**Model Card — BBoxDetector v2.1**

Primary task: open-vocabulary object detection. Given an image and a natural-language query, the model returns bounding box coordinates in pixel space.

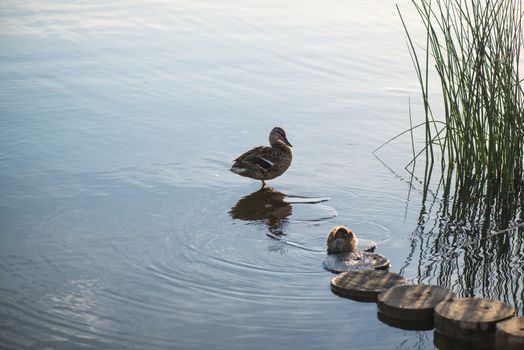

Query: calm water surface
[1,1,522,349]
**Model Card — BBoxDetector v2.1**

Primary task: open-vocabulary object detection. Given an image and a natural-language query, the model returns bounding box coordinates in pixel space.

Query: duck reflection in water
[229,187,292,236]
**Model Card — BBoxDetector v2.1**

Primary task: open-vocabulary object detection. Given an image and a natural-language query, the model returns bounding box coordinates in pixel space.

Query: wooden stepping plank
[357,239,377,252]
[323,252,390,273]
[331,270,405,302]
[496,316,524,349]
[377,285,455,322]
[434,298,515,342]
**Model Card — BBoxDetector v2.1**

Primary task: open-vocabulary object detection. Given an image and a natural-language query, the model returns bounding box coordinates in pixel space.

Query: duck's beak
[283,136,292,147]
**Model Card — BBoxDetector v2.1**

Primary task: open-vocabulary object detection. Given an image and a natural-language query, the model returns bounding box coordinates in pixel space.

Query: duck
[230,127,293,187]
[326,226,359,255]
[324,226,388,273]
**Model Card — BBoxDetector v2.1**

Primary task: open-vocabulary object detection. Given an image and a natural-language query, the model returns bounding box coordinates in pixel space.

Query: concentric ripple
[1,0,445,349]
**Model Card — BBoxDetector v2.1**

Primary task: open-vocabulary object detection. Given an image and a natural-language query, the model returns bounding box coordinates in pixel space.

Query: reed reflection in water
[401,169,524,314]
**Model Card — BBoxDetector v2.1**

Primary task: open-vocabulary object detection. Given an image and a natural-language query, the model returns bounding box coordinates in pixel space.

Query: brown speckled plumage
[230,127,293,187]
[327,226,359,254]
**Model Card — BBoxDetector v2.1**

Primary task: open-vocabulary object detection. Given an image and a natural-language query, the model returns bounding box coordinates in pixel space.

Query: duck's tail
[229,164,247,174]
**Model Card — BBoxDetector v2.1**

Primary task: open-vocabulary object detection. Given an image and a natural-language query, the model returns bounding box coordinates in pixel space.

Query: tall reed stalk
[393,0,524,310]
[398,0,524,226]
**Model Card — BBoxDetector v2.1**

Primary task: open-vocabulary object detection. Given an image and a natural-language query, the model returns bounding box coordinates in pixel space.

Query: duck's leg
[260,180,266,188]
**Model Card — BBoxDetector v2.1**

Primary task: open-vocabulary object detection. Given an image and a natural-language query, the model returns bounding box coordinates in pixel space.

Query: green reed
[398,0,524,225]
[392,0,524,310]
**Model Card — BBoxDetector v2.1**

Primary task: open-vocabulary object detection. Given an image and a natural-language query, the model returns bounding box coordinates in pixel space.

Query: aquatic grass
[391,0,524,312]
[396,0,524,227]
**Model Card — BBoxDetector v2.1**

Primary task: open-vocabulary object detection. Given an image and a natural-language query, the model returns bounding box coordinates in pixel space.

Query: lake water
[1,1,522,349]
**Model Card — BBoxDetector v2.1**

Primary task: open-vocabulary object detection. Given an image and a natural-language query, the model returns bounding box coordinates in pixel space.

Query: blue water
[1,1,521,349]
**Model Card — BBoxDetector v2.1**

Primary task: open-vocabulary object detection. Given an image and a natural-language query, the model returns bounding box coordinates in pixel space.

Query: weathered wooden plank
[323,252,390,273]
[378,285,455,322]
[496,316,524,349]
[330,270,405,302]
[434,298,515,342]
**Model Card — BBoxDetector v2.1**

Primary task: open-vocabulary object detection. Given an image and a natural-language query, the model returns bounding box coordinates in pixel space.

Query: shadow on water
[400,164,524,314]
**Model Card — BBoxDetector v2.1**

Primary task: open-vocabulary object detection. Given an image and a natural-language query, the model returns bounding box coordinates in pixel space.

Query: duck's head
[269,127,292,147]
[327,226,358,254]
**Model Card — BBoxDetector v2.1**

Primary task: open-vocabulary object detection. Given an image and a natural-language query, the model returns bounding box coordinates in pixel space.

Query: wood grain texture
[330,270,405,302]
[434,298,515,342]
[378,285,455,321]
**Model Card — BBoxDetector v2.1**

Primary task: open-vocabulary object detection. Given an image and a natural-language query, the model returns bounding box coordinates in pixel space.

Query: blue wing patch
[256,157,274,170]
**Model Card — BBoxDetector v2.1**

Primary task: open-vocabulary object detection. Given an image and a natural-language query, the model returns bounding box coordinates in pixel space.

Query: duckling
[230,127,293,187]
[327,226,359,255]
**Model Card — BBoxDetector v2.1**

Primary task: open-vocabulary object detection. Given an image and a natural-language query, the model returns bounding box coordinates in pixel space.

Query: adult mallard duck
[230,127,293,187]
[326,226,359,254]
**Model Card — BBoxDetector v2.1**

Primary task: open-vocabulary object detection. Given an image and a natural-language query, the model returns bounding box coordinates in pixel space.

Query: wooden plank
[377,285,455,323]
[434,298,515,342]
[330,270,405,302]
[323,252,390,273]
[357,238,377,252]
[496,316,524,349]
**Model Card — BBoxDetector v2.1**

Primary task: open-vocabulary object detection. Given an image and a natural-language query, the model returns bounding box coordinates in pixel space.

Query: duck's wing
[231,146,275,171]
